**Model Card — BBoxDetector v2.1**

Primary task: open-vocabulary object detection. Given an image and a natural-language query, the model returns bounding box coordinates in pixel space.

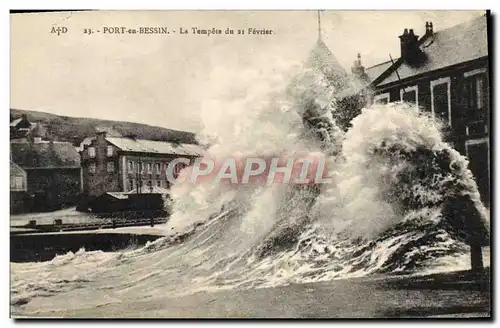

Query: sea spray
[11,63,490,314]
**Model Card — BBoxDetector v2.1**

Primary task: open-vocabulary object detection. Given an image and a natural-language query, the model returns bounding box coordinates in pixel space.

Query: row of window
[127,179,170,191]
[88,161,186,176]
[127,160,186,175]
[373,68,488,127]
[88,162,115,174]
[87,146,114,158]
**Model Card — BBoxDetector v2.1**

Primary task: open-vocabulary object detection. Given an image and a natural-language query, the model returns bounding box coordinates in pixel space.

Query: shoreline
[13,269,490,319]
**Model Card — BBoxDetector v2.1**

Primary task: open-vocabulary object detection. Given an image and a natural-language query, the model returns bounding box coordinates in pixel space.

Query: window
[147,163,152,174]
[88,147,96,158]
[156,180,161,187]
[139,162,144,173]
[400,85,418,108]
[431,77,451,125]
[128,179,135,191]
[155,163,161,174]
[374,93,390,105]
[11,176,23,189]
[128,161,134,172]
[15,177,23,189]
[107,162,114,173]
[107,145,113,157]
[89,163,96,174]
[464,69,488,113]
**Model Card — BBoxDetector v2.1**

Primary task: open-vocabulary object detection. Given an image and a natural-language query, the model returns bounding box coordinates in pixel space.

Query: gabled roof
[10,160,26,176]
[375,14,488,87]
[10,141,81,169]
[365,60,393,84]
[10,118,22,127]
[10,122,43,139]
[106,137,204,156]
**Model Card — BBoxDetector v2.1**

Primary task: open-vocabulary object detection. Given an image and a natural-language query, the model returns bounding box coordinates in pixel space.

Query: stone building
[80,131,204,207]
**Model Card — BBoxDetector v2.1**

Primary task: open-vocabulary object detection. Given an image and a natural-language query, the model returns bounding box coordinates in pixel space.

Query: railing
[92,210,168,220]
[12,210,169,235]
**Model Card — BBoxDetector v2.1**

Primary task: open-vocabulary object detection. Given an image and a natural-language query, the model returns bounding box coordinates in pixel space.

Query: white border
[400,85,419,109]
[430,76,452,126]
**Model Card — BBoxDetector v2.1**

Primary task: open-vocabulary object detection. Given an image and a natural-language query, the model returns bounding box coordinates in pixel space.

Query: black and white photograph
[9,9,491,318]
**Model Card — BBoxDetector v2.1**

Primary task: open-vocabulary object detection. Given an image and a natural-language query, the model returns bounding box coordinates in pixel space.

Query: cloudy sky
[11,10,484,132]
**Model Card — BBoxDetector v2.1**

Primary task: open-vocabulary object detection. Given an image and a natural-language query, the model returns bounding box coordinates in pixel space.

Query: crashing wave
[11,61,489,314]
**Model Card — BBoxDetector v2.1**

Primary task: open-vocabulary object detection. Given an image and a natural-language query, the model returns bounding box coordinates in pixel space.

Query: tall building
[80,131,204,204]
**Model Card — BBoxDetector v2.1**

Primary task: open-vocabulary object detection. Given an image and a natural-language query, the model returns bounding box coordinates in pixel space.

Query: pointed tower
[306,10,348,91]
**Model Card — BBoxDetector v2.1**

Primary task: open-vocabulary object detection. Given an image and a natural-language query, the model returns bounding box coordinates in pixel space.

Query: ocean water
[10,61,490,316]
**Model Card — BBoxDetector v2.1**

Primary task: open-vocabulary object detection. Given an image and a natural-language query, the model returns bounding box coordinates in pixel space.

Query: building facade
[80,131,204,205]
[362,14,490,207]
[10,140,82,212]
[10,114,48,142]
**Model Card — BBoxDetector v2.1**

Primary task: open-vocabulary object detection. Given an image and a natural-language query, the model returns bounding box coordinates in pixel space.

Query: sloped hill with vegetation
[10,109,198,145]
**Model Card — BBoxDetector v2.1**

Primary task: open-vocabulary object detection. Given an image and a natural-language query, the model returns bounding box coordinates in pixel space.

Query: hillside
[10,109,198,145]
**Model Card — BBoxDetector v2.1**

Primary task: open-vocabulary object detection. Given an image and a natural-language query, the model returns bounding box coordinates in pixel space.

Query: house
[10,114,48,142]
[10,160,28,213]
[10,139,82,212]
[362,14,490,208]
[79,131,204,208]
[351,13,490,272]
[77,127,123,152]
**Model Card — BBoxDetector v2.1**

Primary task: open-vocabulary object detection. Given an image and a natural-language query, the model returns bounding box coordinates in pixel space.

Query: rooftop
[365,60,393,84]
[106,137,204,157]
[10,141,81,169]
[376,14,488,86]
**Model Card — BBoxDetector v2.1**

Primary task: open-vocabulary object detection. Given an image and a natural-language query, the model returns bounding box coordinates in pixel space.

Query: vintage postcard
[10,10,491,318]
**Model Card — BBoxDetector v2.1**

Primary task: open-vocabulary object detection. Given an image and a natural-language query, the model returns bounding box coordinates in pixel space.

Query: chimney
[425,21,434,37]
[399,28,423,66]
[96,130,107,143]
